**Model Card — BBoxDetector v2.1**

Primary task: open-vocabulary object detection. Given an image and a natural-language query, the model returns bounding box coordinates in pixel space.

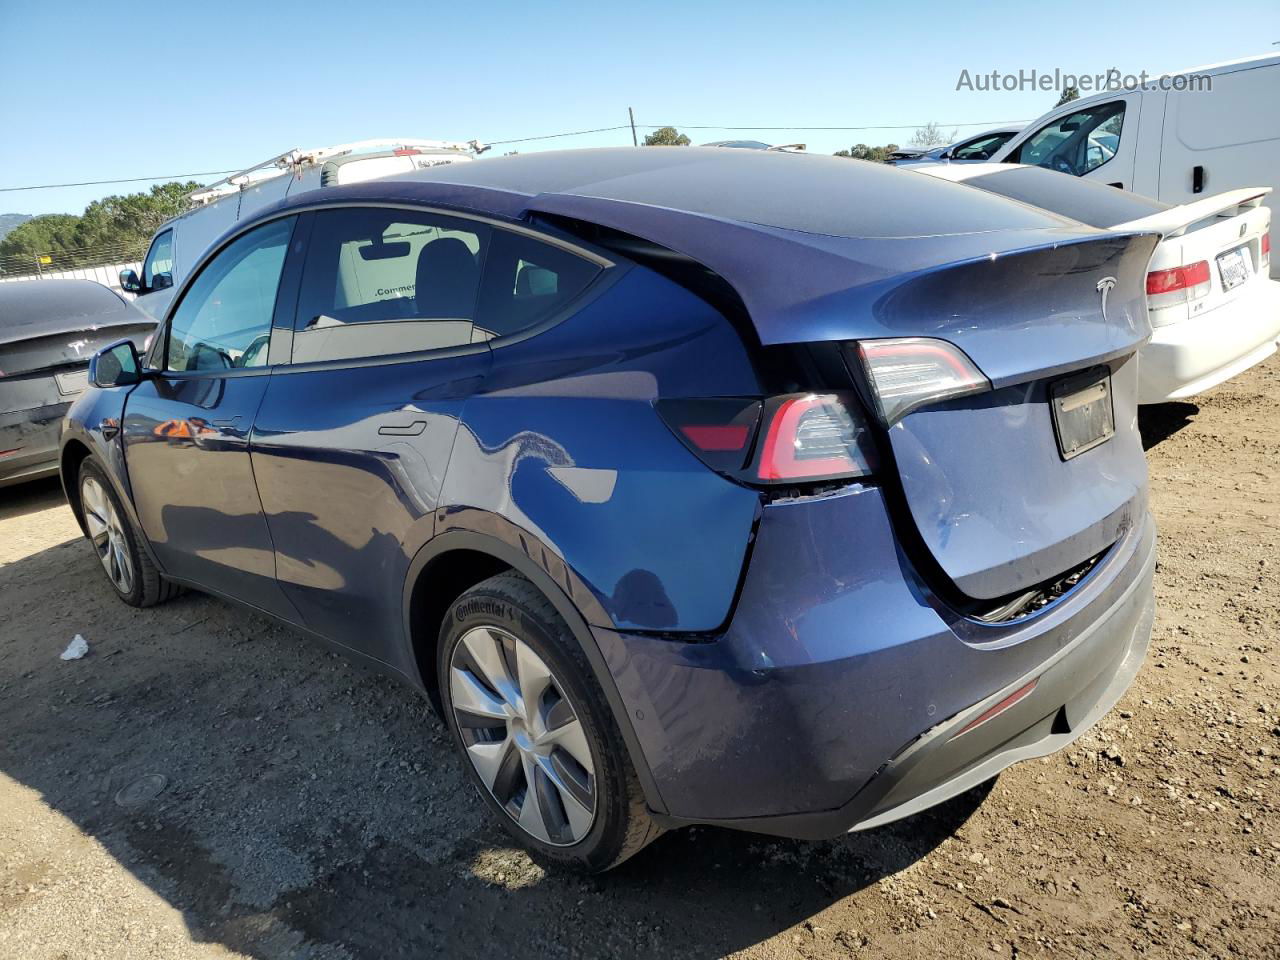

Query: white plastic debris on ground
[60,634,89,661]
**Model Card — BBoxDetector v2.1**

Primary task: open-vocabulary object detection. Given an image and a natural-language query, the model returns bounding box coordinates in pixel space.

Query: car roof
[237,147,1129,349]
[275,146,1071,242]
[951,127,1022,144]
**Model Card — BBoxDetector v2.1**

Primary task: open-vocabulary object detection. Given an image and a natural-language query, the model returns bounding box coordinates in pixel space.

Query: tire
[438,571,661,872]
[78,457,181,608]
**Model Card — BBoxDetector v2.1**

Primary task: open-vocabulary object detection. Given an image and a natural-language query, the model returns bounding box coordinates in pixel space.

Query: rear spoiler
[1111,187,1272,238]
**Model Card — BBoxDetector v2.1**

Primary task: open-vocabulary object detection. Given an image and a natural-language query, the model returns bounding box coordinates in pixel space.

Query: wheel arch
[401,529,668,814]
[60,438,93,534]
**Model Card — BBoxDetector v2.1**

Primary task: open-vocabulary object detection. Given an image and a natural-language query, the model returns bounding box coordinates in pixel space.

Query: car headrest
[414,238,478,318]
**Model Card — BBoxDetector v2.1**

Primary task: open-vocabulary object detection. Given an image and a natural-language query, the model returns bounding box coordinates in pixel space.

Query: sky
[2,0,1278,216]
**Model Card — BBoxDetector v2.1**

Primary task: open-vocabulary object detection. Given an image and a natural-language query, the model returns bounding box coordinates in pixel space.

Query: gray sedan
[0,280,154,487]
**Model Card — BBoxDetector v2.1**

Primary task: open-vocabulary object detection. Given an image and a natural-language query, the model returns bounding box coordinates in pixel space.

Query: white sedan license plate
[54,368,89,397]
[1217,246,1252,291]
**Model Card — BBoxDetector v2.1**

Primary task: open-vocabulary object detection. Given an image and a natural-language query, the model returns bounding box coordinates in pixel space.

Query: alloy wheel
[449,625,597,846]
[81,476,134,596]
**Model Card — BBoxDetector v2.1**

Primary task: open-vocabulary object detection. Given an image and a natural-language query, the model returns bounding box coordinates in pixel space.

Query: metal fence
[0,261,142,297]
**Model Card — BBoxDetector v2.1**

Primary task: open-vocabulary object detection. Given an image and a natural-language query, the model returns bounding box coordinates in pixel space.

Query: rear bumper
[596,484,1156,839]
[1139,279,1280,404]
[0,403,68,488]
[847,549,1152,834]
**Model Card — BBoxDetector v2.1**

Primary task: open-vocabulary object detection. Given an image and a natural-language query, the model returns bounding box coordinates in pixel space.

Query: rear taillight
[756,394,874,482]
[1262,231,1271,273]
[1146,260,1210,308]
[855,337,990,426]
[658,392,875,486]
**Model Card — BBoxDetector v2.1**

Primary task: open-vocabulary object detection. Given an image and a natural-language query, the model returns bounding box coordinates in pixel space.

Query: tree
[834,143,901,163]
[77,182,197,249]
[1055,86,1080,108]
[0,181,199,276]
[643,126,691,146]
[0,214,84,274]
[909,122,956,148]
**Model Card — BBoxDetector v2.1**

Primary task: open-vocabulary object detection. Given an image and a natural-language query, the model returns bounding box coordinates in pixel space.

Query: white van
[991,54,1279,278]
[123,138,485,320]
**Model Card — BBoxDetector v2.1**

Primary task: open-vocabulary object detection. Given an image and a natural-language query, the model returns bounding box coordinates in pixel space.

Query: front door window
[166,218,293,372]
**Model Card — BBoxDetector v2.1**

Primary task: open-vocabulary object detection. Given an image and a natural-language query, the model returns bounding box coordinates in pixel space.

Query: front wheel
[438,572,661,872]
[78,458,180,608]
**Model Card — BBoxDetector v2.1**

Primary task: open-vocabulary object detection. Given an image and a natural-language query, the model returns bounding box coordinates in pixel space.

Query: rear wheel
[438,572,660,872]
[78,458,179,608]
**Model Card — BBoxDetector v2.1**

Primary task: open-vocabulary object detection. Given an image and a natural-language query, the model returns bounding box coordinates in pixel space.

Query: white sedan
[912,163,1279,404]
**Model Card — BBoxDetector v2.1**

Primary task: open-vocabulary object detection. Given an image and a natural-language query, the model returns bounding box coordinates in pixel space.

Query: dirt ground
[2,358,1278,960]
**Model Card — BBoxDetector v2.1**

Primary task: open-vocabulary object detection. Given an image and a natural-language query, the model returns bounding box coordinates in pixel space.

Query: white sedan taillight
[1146,261,1211,309]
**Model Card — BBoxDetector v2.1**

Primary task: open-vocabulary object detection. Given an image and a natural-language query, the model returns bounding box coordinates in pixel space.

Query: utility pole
[628,107,638,147]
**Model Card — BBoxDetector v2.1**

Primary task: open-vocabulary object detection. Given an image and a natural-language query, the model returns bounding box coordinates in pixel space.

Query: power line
[487,119,1029,148]
[0,170,241,193]
[645,120,1029,131]
[487,124,633,146]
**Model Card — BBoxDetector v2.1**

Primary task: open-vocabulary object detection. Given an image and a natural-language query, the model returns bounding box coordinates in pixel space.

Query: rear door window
[292,208,490,363]
[475,230,602,340]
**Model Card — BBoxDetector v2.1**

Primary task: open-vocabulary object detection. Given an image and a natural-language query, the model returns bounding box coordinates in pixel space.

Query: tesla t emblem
[1096,277,1117,321]
[68,339,88,355]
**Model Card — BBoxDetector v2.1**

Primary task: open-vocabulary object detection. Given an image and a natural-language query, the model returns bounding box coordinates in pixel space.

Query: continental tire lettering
[455,598,512,622]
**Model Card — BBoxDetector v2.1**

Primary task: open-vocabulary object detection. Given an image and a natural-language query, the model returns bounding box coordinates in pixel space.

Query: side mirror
[89,339,143,388]
[150,272,174,291]
[120,268,142,293]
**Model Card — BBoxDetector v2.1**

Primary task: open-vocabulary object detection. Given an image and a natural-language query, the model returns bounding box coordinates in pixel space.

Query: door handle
[1192,165,1205,194]
[378,420,427,437]
[211,415,241,427]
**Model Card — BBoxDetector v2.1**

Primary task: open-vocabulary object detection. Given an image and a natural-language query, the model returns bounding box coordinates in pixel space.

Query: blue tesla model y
[61,148,1158,871]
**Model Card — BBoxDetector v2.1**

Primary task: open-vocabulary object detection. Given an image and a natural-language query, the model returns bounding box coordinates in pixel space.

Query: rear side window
[476,231,602,339]
[1013,101,1125,176]
[293,208,490,363]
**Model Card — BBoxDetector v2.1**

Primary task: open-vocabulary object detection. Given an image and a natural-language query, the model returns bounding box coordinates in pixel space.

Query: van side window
[293,208,490,363]
[1013,101,1125,177]
[143,229,174,290]
[476,230,602,339]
